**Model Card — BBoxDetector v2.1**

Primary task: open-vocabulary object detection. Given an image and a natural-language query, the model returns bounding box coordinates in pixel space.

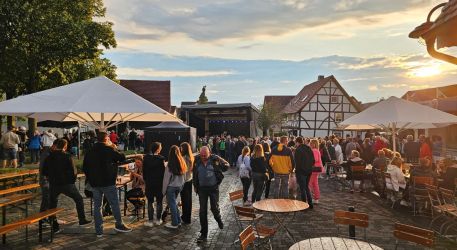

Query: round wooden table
[289,237,383,250]
[253,199,309,243]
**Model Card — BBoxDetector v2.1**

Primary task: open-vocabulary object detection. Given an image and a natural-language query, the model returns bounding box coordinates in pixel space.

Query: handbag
[288,172,297,191]
[312,166,322,172]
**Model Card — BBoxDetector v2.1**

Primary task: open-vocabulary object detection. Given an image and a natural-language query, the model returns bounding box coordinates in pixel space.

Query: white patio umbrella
[340,96,457,151]
[0,76,180,130]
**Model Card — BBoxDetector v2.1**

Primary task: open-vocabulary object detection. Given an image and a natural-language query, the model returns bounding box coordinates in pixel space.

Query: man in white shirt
[333,138,343,164]
[0,126,20,168]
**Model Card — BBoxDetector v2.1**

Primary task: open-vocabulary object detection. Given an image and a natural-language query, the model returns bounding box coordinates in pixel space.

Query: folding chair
[393,223,434,249]
[230,190,263,245]
[384,173,402,208]
[334,210,369,240]
[350,166,366,192]
[425,184,448,234]
[234,206,274,249]
[334,165,351,191]
[411,176,434,216]
[373,168,386,197]
[438,188,457,238]
[239,225,256,250]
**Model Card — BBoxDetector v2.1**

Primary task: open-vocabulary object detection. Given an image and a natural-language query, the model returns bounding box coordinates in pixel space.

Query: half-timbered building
[282,75,361,137]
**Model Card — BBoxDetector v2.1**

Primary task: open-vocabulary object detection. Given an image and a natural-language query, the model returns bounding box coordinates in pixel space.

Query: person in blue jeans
[162,145,187,229]
[83,131,132,237]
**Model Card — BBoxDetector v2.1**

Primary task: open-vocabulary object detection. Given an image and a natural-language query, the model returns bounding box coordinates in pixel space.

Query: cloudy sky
[102,0,457,106]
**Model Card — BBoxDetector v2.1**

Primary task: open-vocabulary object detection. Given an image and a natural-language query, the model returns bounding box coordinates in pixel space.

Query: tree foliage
[257,103,284,136]
[0,0,117,130]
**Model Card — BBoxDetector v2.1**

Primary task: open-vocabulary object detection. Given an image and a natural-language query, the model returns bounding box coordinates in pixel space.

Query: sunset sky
[102,0,457,106]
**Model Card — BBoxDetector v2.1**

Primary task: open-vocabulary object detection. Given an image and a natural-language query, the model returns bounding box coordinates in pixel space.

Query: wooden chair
[411,176,434,216]
[334,210,369,240]
[239,225,256,250]
[350,166,366,192]
[234,206,274,249]
[393,223,434,249]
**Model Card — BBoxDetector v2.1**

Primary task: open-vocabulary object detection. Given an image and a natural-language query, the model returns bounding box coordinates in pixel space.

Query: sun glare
[407,65,441,78]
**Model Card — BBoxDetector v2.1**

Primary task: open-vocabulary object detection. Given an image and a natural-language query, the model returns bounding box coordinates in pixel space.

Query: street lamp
[409,1,457,65]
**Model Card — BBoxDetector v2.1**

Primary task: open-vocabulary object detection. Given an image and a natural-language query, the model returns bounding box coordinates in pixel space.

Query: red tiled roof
[263,96,295,111]
[401,84,457,102]
[282,75,361,114]
[282,76,329,114]
[120,79,171,112]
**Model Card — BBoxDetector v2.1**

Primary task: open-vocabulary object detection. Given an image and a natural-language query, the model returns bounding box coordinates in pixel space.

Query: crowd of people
[3,124,457,242]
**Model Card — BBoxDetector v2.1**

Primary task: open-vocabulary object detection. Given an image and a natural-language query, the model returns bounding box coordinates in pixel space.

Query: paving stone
[2,168,457,249]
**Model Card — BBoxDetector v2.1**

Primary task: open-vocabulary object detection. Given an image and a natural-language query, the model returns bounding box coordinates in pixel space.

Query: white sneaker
[314,199,319,204]
[154,219,163,226]
[144,221,154,227]
[164,222,178,229]
[400,200,410,207]
[243,201,252,206]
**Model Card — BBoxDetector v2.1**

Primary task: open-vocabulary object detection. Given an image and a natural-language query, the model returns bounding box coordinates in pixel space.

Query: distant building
[180,103,260,137]
[401,84,457,147]
[120,79,172,129]
[281,75,361,137]
[120,79,171,112]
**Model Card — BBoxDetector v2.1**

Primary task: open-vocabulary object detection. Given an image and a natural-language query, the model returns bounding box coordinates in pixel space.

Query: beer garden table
[289,237,383,250]
[253,199,309,243]
[116,175,132,216]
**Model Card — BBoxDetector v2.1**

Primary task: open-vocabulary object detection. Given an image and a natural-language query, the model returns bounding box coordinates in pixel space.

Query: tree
[0,0,117,132]
[257,103,284,136]
[197,85,208,104]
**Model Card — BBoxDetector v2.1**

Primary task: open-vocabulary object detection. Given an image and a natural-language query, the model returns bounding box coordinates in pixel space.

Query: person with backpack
[237,146,252,206]
[250,144,268,203]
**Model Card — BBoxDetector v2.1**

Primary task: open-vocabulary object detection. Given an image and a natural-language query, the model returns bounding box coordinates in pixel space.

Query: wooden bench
[0,183,40,197]
[0,208,64,244]
[394,222,434,249]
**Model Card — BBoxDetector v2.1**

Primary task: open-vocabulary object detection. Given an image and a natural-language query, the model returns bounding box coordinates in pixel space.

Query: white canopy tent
[340,96,457,151]
[0,76,180,130]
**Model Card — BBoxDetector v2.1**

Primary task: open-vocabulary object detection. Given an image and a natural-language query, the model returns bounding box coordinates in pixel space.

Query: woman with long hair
[309,139,323,204]
[162,145,187,228]
[250,144,268,203]
[179,142,194,224]
[237,146,252,206]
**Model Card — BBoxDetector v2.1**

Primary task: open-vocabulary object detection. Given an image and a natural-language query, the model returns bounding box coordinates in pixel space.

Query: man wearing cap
[0,126,20,168]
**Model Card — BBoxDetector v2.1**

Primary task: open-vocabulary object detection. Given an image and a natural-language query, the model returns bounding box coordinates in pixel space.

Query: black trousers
[198,186,222,237]
[296,173,313,206]
[180,181,193,224]
[49,184,87,227]
[240,177,251,202]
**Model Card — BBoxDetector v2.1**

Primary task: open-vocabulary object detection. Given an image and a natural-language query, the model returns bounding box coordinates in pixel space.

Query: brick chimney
[318,75,325,81]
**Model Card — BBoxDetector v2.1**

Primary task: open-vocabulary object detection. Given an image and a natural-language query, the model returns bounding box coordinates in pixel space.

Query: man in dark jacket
[404,135,420,163]
[294,137,315,208]
[234,136,246,158]
[43,139,91,233]
[83,132,131,237]
[193,146,229,243]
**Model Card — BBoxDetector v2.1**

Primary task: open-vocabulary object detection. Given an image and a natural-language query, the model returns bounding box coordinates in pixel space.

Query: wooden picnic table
[0,183,40,197]
[289,237,383,250]
[253,199,309,243]
[0,169,39,181]
[0,193,36,243]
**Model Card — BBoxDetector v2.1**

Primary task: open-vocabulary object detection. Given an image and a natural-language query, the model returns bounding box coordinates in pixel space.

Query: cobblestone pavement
[2,168,457,250]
